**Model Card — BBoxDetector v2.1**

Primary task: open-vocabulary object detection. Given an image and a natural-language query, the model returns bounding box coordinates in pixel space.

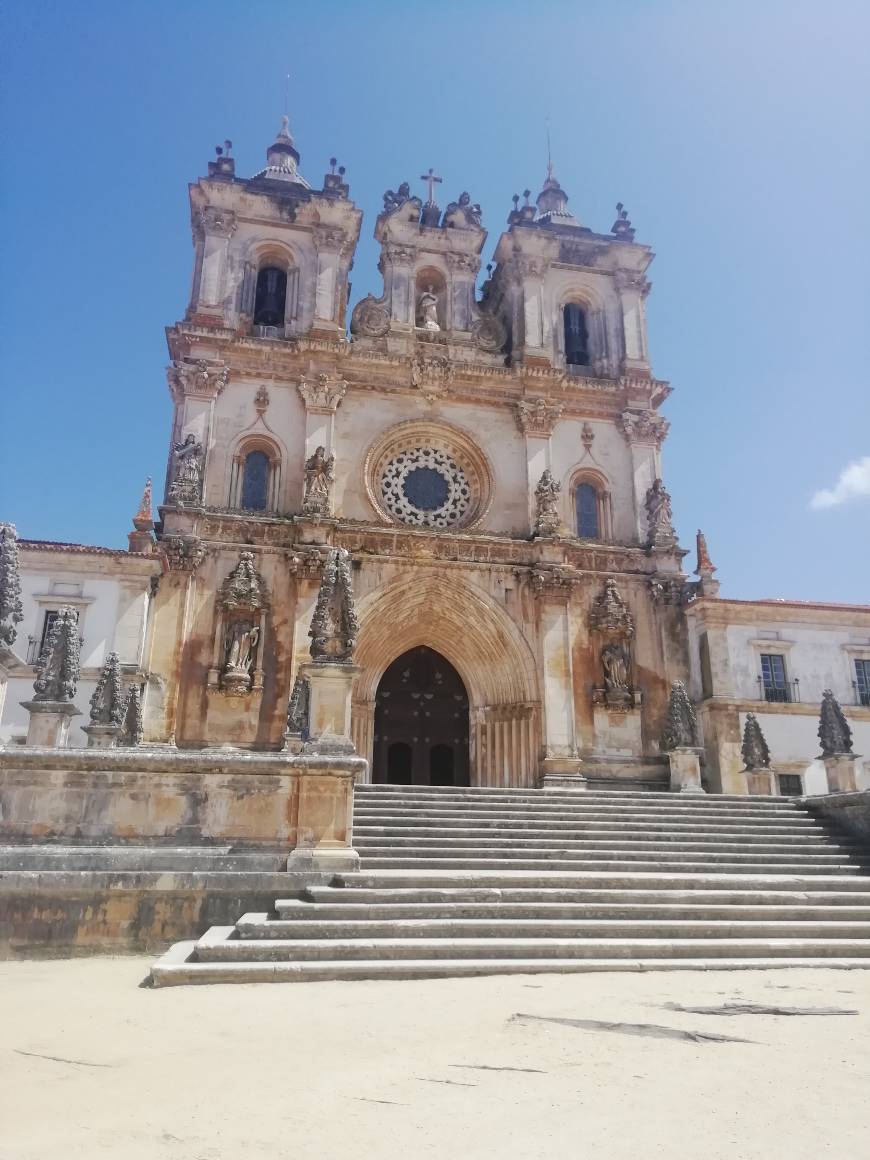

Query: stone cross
[420,168,442,204]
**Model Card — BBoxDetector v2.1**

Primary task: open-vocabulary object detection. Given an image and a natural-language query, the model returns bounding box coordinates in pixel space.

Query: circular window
[364,421,492,531]
[381,448,471,528]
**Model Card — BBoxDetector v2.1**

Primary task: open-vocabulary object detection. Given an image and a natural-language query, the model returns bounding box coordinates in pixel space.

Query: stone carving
[382,181,414,214]
[645,478,677,548]
[119,685,143,747]
[168,434,205,505]
[589,578,635,638]
[383,243,417,265]
[168,359,229,400]
[741,713,771,770]
[614,270,651,296]
[350,292,390,338]
[195,206,236,238]
[297,374,347,413]
[0,522,24,648]
[89,652,124,726]
[287,673,311,736]
[33,605,80,703]
[409,356,453,403]
[818,689,853,758]
[471,313,506,353]
[648,576,685,605]
[309,548,358,664]
[611,202,636,241]
[696,529,715,576]
[515,398,564,436]
[302,446,335,517]
[217,552,268,695]
[662,681,698,751]
[525,565,579,599]
[581,423,595,450]
[381,446,471,529]
[254,385,270,416]
[417,288,441,331]
[161,534,206,573]
[533,470,564,537]
[618,409,670,446]
[443,191,482,228]
[589,579,635,708]
[286,548,323,579]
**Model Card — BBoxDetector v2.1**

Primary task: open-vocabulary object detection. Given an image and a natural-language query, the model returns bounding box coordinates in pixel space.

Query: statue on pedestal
[417,288,440,331]
[302,446,335,517]
[168,434,204,505]
[645,478,676,547]
[533,470,564,537]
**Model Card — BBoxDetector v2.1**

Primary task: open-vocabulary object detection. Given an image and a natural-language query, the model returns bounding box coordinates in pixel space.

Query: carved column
[614,270,651,376]
[527,567,582,779]
[153,535,207,744]
[382,244,416,329]
[515,399,564,533]
[445,252,479,332]
[617,408,669,544]
[518,257,548,365]
[166,359,229,507]
[312,226,349,337]
[190,207,236,323]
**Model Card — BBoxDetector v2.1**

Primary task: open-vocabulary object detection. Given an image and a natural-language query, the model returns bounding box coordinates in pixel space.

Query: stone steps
[149,785,870,985]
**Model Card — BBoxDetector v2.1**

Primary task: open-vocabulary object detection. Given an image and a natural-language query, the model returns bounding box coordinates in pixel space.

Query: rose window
[380,447,472,528]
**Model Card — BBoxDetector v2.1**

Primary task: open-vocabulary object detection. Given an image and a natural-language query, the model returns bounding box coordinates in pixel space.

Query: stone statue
[350,292,390,338]
[33,605,80,703]
[302,446,335,516]
[534,469,564,537]
[309,548,358,663]
[661,680,697,750]
[645,477,676,547]
[444,190,482,228]
[224,619,259,675]
[417,288,440,331]
[601,641,631,696]
[383,181,411,214]
[818,689,853,758]
[169,434,204,504]
[0,522,23,648]
[741,713,771,770]
[89,652,124,726]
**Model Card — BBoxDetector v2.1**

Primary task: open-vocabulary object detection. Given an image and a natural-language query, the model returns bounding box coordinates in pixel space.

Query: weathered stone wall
[805,790,870,846]
[0,747,363,849]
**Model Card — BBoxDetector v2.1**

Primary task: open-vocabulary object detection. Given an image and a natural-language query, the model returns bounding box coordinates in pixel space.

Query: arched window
[564,304,589,366]
[240,451,270,511]
[575,482,600,538]
[253,266,287,327]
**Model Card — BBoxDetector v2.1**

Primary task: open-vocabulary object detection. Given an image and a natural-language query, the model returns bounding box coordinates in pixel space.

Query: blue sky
[2,0,868,602]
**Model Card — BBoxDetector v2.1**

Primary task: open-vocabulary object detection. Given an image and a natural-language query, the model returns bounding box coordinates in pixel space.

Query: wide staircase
[150,785,870,984]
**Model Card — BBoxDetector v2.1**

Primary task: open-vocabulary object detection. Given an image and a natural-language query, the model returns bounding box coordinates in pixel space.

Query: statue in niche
[417,287,441,331]
[645,477,676,546]
[601,641,632,706]
[169,434,204,504]
[223,618,260,692]
[302,446,335,516]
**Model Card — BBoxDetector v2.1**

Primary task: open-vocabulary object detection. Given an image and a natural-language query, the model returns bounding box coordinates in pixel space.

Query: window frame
[228,437,282,514]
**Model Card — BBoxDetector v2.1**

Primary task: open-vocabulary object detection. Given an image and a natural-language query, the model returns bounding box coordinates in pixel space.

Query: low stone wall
[0,745,366,955]
[804,790,870,845]
[0,746,364,850]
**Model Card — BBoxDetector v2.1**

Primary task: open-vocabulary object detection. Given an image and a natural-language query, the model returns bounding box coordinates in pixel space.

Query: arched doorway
[373,647,470,785]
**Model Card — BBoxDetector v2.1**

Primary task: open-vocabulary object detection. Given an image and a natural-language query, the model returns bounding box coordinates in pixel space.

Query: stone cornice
[687,597,870,627]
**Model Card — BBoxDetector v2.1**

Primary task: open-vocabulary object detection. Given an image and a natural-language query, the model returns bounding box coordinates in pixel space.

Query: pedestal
[823,754,860,794]
[667,746,705,793]
[285,759,361,874]
[301,660,359,754]
[82,723,123,749]
[743,768,775,796]
[21,700,81,748]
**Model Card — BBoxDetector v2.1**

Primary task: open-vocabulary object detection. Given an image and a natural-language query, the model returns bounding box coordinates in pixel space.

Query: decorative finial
[546,122,553,181]
[612,202,636,240]
[419,167,443,205]
[523,189,531,205]
[818,689,854,758]
[134,478,153,527]
[0,522,24,648]
[512,193,520,209]
[695,529,716,576]
[329,157,337,174]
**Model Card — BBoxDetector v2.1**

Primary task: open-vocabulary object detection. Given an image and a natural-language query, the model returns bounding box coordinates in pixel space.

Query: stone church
[146,114,692,789]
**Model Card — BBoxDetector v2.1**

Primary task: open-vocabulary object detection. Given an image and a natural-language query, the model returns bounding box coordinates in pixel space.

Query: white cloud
[810,456,870,510]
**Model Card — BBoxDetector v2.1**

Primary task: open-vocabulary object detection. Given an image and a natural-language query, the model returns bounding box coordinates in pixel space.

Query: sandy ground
[1,960,869,1160]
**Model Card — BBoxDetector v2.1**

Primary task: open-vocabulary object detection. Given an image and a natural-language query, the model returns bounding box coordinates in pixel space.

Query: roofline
[19,539,155,562]
[690,595,870,615]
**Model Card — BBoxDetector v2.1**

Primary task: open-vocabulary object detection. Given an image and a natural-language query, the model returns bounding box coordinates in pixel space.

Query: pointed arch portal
[373,647,470,785]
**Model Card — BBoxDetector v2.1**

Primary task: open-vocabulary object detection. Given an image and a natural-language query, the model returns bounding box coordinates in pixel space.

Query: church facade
[147,116,692,790]
[5,116,868,795]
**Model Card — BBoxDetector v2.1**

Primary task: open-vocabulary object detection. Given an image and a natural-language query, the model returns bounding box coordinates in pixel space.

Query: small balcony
[757,675,800,704]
